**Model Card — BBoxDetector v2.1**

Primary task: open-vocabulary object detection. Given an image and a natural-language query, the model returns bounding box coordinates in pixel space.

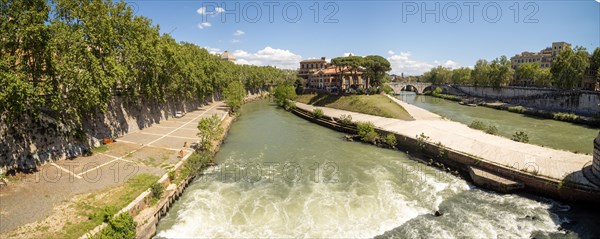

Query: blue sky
[130,0,600,75]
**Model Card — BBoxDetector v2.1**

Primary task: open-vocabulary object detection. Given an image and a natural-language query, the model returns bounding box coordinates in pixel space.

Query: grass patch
[296,94,413,120]
[90,145,109,154]
[48,173,159,239]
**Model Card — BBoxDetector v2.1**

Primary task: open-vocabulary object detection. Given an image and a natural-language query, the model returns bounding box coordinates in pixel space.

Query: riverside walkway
[294,99,598,190]
[0,101,229,238]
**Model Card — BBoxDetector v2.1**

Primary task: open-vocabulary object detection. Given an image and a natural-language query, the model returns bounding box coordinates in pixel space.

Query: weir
[291,95,600,203]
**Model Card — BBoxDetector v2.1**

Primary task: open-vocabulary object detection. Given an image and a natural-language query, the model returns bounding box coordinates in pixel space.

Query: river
[155,100,598,238]
[395,92,599,154]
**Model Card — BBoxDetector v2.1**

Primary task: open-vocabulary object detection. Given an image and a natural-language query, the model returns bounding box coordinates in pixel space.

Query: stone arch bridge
[386,82,436,94]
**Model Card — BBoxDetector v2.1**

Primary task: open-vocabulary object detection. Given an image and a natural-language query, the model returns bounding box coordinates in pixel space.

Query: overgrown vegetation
[508,106,526,113]
[553,112,579,121]
[383,133,397,148]
[357,122,379,144]
[468,120,499,135]
[273,83,297,110]
[150,182,163,200]
[416,133,430,150]
[295,94,412,120]
[90,213,136,239]
[49,174,158,239]
[511,131,530,143]
[338,114,353,126]
[312,108,324,119]
[197,114,224,151]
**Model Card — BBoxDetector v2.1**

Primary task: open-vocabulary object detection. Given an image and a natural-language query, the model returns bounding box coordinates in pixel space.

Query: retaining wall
[291,106,600,204]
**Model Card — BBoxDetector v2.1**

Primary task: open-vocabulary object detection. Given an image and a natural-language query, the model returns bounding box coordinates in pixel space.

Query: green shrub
[312,108,324,118]
[384,133,397,148]
[469,120,498,135]
[382,85,394,94]
[416,133,430,150]
[168,171,175,181]
[184,151,212,175]
[338,114,353,126]
[485,125,498,135]
[468,120,486,130]
[508,106,526,113]
[151,182,163,200]
[357,122,378,143]
[553,112,579,121]
[511,131,529,143]
[91,213,137,239]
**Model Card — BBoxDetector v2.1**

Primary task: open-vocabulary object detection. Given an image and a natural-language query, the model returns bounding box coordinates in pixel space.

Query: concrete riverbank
[291,96,600,203]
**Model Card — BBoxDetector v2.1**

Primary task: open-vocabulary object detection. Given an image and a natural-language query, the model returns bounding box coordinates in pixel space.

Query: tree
[273,83,297,109]
[535,68,552,87]
[488,56,513,87]
[451,67,471,85]
[516,63,539,86]
[363,55,391,88]
[197,114,224,151]
[223,80,246,112]
[471,59,491,86]
[422,66,451,85]
[590,48,600,82]
[551,46,590,89]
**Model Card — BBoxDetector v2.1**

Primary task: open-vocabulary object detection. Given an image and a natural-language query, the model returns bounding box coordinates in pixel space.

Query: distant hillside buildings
[297,57,366,91]
[510,42,570,70]
[510,42,597,90]
[220,51,236,62]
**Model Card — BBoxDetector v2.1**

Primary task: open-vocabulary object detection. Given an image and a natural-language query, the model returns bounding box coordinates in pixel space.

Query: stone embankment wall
[0,96,210,174]
[449,86,600,116]
[290,106,600,204]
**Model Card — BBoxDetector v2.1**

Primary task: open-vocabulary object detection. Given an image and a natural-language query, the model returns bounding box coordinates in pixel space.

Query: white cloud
[387,52,460,75]
[230,39,241,43]
[197,7,224,15]
[232,47,302,69]
[197,22,211,29]
[233,30,245,36]
[388,50,395,55]
[443,60,459,68]
[343,52,354,57]
[203,46,221,54]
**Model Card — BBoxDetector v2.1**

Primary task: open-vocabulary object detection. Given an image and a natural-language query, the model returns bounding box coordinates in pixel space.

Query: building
[510,42,570,86]
[297,57,366,91]
[220,50,236,62]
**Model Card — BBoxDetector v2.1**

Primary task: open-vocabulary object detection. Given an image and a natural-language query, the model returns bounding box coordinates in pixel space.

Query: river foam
[155,100,565,238]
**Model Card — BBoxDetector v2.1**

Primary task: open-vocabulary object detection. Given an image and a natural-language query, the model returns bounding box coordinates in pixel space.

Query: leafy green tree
[273,84,297,109]
[223,80,246,112]
[535,68,552,86]
[590,48,600,82]
[197,114,224,151]
[423,66,452,84]
[363,55,391,88]
[471,59,491,86]
[451,67,472,85]
[516,63,539,85]
[489,56,514,87]
[551,46,590,89]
